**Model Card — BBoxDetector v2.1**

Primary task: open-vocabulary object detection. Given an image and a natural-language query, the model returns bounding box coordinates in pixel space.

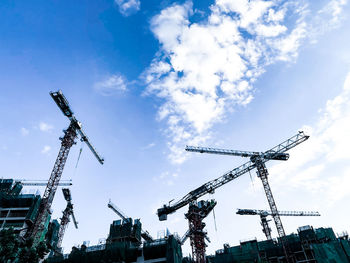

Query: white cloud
[153,171,178,186]
[310,0,348,42]
[39,122,54,132]
[269,70,350,206]
[141,142,156,150]
[20,127,29,136]
[319,0,347,28]
[115,0,140,16]
[144,0,347,163]
[94,74,127,96]
[41,145,51,154]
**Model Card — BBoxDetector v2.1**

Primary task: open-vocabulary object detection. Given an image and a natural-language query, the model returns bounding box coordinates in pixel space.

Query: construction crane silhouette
[236,209,320,240]
[107,200,153,242]
[26,90,104,242]
[157,131,309,263]
[186,199,217,263]
[57,188,78,249]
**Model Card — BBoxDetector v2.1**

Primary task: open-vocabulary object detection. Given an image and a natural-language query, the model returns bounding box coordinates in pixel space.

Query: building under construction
[44,221,350,263]
[47,217,183,263]
[207,225,350,263]
[0,179,48,241]
[0,179,61,248]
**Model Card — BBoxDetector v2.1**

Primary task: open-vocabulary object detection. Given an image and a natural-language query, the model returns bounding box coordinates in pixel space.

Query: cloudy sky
[0,0,350,256]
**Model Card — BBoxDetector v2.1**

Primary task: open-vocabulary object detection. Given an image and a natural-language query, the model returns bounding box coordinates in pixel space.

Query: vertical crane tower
[26,90,104,241]
[57,188,78,249]
[157,131,309,263]
[185,199,216,263]
[236,209,320,240]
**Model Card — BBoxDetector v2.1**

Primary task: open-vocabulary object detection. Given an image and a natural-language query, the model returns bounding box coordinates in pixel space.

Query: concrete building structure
[0,179,46,239]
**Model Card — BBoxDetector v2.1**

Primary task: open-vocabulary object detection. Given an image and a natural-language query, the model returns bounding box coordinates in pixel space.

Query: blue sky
[1,0,350,256]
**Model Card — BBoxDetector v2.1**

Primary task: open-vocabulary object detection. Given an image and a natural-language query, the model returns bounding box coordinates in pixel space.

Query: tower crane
[185,199,216,263]
[26,90,104,242]
[236,209,320,240]
[107,200,153,242]
[57,188,78,249]
[157,131,309,263]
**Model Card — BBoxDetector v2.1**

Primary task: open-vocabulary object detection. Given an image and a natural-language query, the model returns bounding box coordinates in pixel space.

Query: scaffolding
[207,226,350,263]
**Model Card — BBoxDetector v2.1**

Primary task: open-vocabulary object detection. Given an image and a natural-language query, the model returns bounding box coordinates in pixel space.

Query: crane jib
[50,90,104,165]
[236,208,320,217]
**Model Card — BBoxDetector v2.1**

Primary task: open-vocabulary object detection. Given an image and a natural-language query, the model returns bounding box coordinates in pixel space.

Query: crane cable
[213,206,218,232]
[74,142,84,170]
[249,169,255,192]
[210,193,218,232]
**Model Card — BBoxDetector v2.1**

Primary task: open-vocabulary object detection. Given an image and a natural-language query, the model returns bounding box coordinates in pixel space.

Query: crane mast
[255,158,286,240]
[57,188,78,249]
[186,199,216,263]
[26,90,103,242]
[236,209,320,240]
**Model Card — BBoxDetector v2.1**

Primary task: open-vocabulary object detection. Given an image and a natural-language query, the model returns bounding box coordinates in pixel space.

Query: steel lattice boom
[236,208,320,240]
[185,146,289,160]
[236,209,320,217]
[26,90,104,242]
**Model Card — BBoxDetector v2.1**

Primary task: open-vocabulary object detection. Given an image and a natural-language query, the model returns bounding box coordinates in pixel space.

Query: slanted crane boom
[181,229,190,245]
[26,90,104,242]
[108,200,153,242]
[50,91,104,164]
[157,160,254,221]
[70,212,78,229]
[108,200,128,221]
